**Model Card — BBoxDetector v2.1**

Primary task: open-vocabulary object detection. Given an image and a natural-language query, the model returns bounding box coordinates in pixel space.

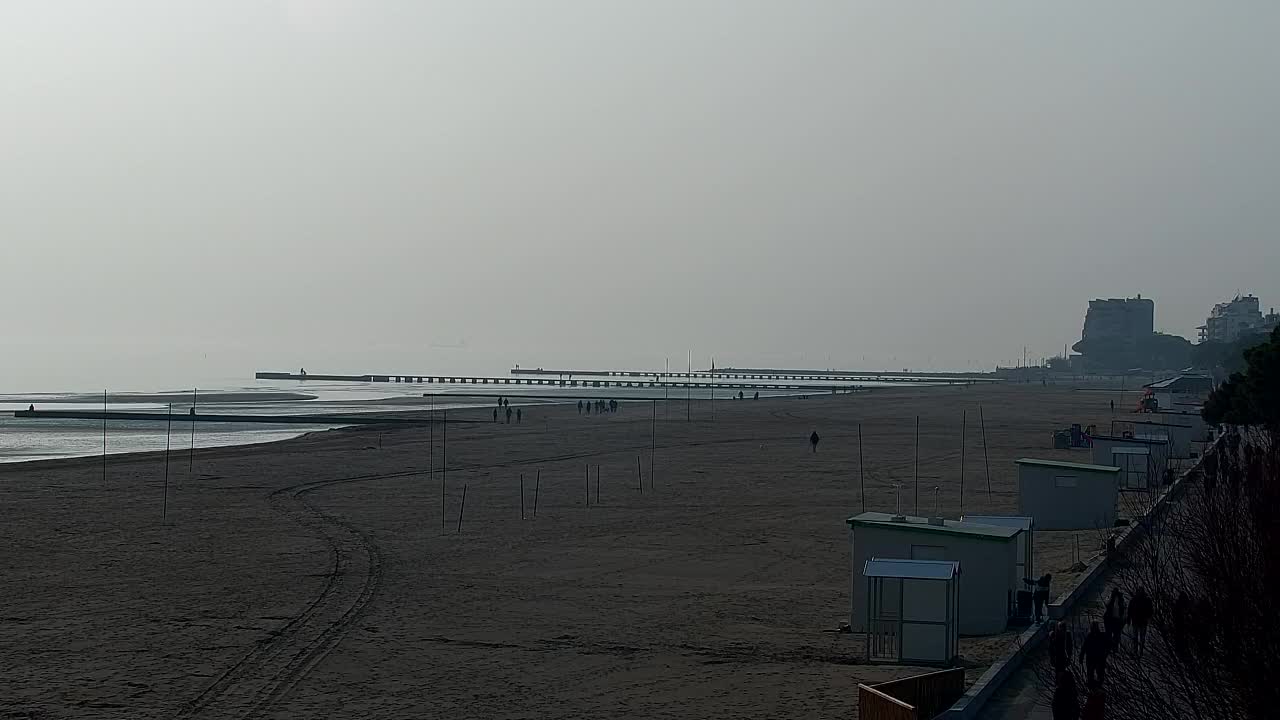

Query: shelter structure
[1016,459,1120,530]
[1110,446,1152,490]
[863,558,960,666]
[847,512,1019,635]
[1125,419,1196,458]
[1143,374,1212,411]
[960,515,1034,584]
[1088,433,1170,475]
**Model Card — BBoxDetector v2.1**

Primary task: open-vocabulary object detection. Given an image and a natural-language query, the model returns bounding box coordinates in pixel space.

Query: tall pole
[188,388,198,480]
[686,351,691,422]
[665,357,669,418]
[650,398,656,490]
[163,403,173,522]
[102,390,108,482]
[442,408,448,535]
[858,423,866,512]
[914,415,920,515]
[959,410,967,515]
[429,394,435,533]
[980,405,992,500]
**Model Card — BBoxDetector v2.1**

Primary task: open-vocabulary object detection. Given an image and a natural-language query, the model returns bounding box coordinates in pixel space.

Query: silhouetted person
[809,431,820,453]
[738,391,744,400]
[505,407,513,424]
[1034,574,1052,622]
[498,396,504,406]
[1052,670,1079,720]
[753,391,759,400]
[1171,590,1191,663]
[1049,621,1073,673]
[1081,680,1105,720]
[1103,588,1126,648]
[1129,587,1153,659]
[1109,399,1114,412]
[504,398,510,408]
[577,400,583,415]
[27,404,34,412]
[516,408,522,423]
[493,408,498,423]
[1081,621,1109,686]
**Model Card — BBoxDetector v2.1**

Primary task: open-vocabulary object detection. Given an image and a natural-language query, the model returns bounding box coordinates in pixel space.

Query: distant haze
[3,2,1278,391]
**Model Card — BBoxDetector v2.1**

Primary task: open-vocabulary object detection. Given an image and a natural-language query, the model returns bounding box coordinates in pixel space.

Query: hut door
[869,578,902,663]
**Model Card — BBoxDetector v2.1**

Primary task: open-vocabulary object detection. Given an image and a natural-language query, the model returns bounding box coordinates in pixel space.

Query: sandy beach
[1,383,1116,719]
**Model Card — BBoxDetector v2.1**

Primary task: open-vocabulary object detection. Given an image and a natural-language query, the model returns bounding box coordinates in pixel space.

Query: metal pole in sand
[520,473,525,519]
[533,469,541,517]
[428,394,434,532]
[456,483,467,534]
[163,403,172,522]
[636,455,643,493]
[188,388,198,481]
[650,399,657,491]
[913,415,920,515]
[584,465,589,508]
[442,408,448,535]
[858,423,866,513]
[959,410,967,515]
[102,390,108,483]
[979,405,992,500]
[596,464,600,504]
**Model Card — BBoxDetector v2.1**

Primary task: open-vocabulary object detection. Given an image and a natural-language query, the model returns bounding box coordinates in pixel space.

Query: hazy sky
[3,1,1278,390]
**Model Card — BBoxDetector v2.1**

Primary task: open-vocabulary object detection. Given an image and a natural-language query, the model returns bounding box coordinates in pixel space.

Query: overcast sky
[3,1,1278,390]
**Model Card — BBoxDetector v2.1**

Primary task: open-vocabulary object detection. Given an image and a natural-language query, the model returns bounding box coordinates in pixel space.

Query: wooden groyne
[13,410,446,426]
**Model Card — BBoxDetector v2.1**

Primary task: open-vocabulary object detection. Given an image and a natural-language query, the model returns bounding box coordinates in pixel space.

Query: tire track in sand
[172,474,386,720]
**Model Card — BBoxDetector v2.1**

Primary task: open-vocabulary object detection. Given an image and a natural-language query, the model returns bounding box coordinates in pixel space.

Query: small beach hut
[1109,446,1152,490]
[1127,420,1196,458]
[1016,459,1121,530]
[848,512,1020,635]
[863,558,960,666]
[1089,434,1169,475]
[960,515,1034,583]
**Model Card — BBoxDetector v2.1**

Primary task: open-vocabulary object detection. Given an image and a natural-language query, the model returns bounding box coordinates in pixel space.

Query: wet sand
[0,384,1116,719]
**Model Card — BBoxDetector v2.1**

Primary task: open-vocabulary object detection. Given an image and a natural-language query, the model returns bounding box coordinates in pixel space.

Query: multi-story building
[1197,295,1279,344]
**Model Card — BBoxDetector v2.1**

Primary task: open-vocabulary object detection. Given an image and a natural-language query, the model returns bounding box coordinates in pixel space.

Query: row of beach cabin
[850,406,1212,666]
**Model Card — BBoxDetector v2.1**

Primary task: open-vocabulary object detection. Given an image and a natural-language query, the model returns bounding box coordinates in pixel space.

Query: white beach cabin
[848,512,1019,636]
[960,515,1034,583]
[1109,446,1152,490]
[1016,459,1121,530]
[1089,434,1169,478]
[863,558,960,666]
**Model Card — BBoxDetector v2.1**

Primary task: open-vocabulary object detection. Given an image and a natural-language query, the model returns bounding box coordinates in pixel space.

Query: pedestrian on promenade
[1080,621,1110,686]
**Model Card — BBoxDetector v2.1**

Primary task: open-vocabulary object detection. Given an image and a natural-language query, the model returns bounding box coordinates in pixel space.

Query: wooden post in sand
[533,469,541,517]
[959,410,967,515]
[980,405,992,500]
[858,423,866,513]
[188,388,198,480]
[584,465,589,508]
[162,403,173,522]
[596,464,601,504]
[456,483,467,534]
[442,409,448,535]
[102,390,108,482]
[649,399,657,490]
[913,415,920,515]
[520,473,525,519]
[636,455,643,493]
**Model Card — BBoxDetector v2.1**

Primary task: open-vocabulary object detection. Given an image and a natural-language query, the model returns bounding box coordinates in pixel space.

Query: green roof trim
[846,512,1020,541]
[1015,458,1121,473]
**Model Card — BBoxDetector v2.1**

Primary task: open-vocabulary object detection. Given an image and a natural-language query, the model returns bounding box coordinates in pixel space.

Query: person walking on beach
[493,408,498,423]
[1034,574,1052,622]
[1080,621,1110,686]
[505,407,513,424]
[809,431,820,453]
[753,391,759,400]
[1103,588,1126,648]
[1051,670,1079,720]
[1049,621,1073,673]
[577,400,583,415]
[516,408,522,423]
[1129,586,1153,659]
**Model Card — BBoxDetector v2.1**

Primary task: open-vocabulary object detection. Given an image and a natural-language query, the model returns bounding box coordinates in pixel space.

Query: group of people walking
[492,397,521,424]
[578,399,618,415]
[1049,585,1154,720]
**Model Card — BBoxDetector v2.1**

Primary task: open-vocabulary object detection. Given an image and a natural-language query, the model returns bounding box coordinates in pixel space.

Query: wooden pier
[255,371,865,392]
